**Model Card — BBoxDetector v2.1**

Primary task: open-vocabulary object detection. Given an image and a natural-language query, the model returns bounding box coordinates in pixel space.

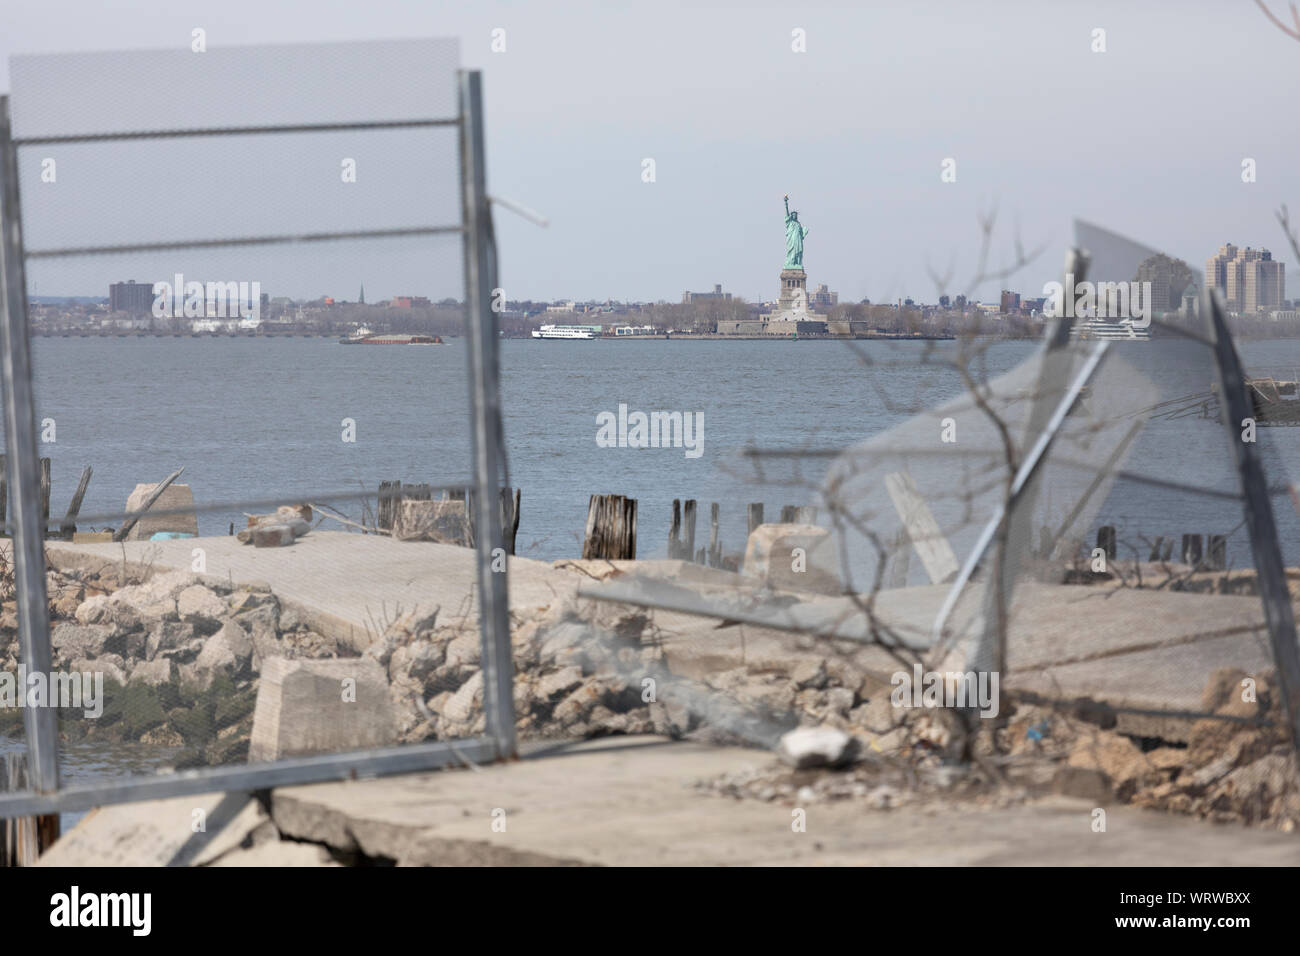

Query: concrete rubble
[4,554,1300,834]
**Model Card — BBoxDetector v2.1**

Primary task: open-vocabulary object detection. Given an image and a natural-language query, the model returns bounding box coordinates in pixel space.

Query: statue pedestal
[778,269,808,313]
[754,267,826,334]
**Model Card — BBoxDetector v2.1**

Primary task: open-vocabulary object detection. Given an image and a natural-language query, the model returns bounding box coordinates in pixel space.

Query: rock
[69,656,126,687]
[536,665,585,700]
[248,657,395,761]
[553,678,606,726]
[444,631,482,668]
[776,725,858,769]
[742,523,842,595]
[51,622,117,660]
[187,621,253,689]
[75,595,142,633]
[146,620,196,661]
[129,658,175,686]
[177,585,227,626]
[441,671,484,723]
[252,524,295,548]
[282,630,339,660]
[1067,732,1148,787]
[1052,766,1113,802]
[824,686,856,718]
[792,659,830,690]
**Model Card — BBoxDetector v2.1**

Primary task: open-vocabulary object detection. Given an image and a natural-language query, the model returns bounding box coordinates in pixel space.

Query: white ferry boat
[1069,317,1151,341]
[531,324,599,340]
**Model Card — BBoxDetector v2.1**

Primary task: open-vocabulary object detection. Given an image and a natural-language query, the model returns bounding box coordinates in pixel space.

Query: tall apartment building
[1205,244,1285,313]
[109,279,157,314]
[1135,253,1196,315]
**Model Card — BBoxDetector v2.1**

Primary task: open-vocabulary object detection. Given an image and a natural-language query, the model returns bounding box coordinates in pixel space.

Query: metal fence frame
[0,54,515,817]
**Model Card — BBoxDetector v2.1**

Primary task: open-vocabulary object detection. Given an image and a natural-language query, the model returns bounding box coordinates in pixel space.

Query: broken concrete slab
[249,657,396,762]
[743,523,841,595]
[123,482,198,541]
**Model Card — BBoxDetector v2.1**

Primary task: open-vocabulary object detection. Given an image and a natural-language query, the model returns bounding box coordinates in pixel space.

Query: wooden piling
[60,466,92,540]
[707,502,721,567]
[582,494,637,560]
[378,480,402,531]
[747,502,764,537]
[669,499,684,559]
[683,499,697,561]
[501,487,521,556]
[1182,533,1203,568]
[0,753,59,866]
[39,458,50,538]
[780,505,797,523]
[1096,525,1116,561]
[1206,534,1226,571]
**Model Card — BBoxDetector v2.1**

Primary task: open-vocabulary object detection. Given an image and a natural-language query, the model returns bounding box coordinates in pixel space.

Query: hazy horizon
[3,0,1298,305]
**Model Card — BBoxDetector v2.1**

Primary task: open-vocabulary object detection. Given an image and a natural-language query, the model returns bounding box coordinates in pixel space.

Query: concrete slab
[262,737,1300,865]
[46,531,582,652]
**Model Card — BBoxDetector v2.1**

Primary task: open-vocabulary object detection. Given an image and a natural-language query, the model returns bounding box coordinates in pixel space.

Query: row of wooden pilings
[581,494,817,564]
[1095,525,1228,570]
[0,456,95,540]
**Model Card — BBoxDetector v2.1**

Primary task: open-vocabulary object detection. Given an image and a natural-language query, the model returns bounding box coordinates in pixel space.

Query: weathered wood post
[60,465,92,540]
[0,753,58,866]
[708,502,721,567]
[582,494,637,560]
[378,480,402,531]
[747,502,764,537]
[38,457,49,538]
[780,505,797,523]
[669,499,683,559]
[1206,534,1226,571]
[1096,525,1116,561]
[1148,536,1166,562]
[683,499,697,560]
[793,505,817,525]
[1182,533,1203,568]
[501,487,521,555]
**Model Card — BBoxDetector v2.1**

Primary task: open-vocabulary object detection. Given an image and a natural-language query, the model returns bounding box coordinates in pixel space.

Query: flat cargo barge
[339,334,443,345]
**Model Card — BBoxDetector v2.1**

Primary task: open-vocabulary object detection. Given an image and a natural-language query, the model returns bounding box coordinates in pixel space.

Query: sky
[1,0,1298,305]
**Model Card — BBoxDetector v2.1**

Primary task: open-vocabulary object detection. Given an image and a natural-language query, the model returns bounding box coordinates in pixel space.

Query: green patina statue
[784,194,810,270]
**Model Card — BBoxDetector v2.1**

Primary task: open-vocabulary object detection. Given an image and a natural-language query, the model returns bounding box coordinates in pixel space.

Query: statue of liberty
[784,194,810,269]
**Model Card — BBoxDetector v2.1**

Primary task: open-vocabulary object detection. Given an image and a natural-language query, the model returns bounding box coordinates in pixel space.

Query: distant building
[390,296,431,308]
[1136,253,1197,315]
[1000,290,1021,314]
[1206,244,1285,313]
[809,283,838,309]
[682,283,731,304]
[109,280,156,314]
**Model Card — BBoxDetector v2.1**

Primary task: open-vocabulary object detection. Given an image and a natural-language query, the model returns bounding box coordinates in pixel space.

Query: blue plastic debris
[149,532,195,540]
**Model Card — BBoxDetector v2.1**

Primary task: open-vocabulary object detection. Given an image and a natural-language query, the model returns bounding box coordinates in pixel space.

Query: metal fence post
[0,95,60,793]
[460,71,516,758]
[1205,288,1300,748]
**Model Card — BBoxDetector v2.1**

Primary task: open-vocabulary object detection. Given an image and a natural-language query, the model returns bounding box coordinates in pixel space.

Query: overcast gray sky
[2,0,1297,304]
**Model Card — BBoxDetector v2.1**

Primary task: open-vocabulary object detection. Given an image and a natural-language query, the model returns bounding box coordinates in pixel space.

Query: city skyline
[2,1,1298,304]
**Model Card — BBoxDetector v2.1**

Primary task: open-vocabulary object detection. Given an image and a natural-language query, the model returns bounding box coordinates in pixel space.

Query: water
[0,735,181,829]
[14,335,1300,567]
[7,333,1300,800]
